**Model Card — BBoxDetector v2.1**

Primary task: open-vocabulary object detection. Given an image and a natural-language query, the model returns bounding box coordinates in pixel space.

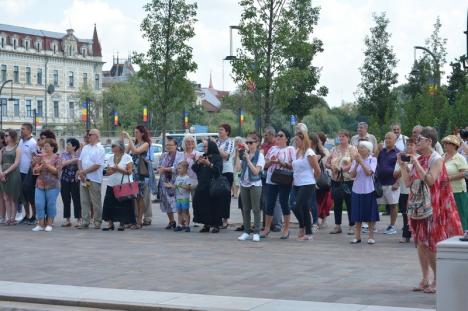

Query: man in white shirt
[17,123,37,224]
[351,122,378,154]
[391,123,409,151]
[77,129,105,229]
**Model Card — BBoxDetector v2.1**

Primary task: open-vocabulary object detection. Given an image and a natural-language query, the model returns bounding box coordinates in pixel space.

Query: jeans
[265,183,291,216]
[290,186,318,225]
[61,180,81,219]
[35,188,60,220]
[240,185,262,234]
[331,180,354,226]
[292,185,316,235]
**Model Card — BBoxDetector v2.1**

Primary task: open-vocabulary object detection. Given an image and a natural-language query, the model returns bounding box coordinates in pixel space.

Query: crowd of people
[0,121,467,294]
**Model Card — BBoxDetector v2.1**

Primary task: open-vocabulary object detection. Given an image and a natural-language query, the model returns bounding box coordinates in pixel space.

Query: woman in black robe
[192,140,223,233]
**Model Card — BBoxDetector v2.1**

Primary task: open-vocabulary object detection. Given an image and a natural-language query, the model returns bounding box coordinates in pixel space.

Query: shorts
[176,199,190,211]
[377,185,400,205]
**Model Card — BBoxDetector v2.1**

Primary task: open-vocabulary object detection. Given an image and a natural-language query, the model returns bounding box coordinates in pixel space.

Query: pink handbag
[112,175,138,202]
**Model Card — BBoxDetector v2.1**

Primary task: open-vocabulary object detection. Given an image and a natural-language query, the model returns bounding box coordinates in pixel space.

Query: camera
[238,148,246,159]
[401,154,411,162]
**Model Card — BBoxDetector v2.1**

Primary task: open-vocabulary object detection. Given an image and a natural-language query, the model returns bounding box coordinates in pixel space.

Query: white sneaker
[45,225,53,232]
[384,225,397,235]
[15,211,23,222]
[252,234,260,242]
[238,233,250,241]
[32,225,44,232]
[312,224,319,233]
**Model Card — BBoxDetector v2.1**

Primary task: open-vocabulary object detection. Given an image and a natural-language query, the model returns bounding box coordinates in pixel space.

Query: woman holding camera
[236,132,264,242]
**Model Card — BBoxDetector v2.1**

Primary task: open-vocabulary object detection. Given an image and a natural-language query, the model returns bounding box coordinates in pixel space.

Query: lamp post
[0,80,15,130]
[463,11,468,71]
[414,46,440,89]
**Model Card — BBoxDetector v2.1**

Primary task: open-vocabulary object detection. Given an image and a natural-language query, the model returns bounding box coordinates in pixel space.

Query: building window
[53,101,59,118]
[68,71,74,87]
[1,37,4,48]
[37,100,43,117]
[83,73,88,86]
[14,99,19,117]
[36,41,40,51]
[25,40,29,50]
[13,38,17,49]
[1,65,6,82]
[69,46,72,56]
[0,99,7,116]
[26,67,31,85]
[53,44,57,54]
[94,74,100,89]
[26,99,32,117]
[13,66,19,83]
[81,47,87,57]
[53,70,59,86]
[68,102,75,119]
[37,68,42,85]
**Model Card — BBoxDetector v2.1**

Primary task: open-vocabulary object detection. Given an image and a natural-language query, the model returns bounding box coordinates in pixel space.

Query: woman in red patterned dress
[398,126,463,294]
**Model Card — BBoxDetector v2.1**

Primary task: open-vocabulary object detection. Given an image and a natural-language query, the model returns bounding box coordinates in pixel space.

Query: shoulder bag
[372,160,383,198]
[112,174,139,202]
[332,169,351,200]
[316,161,331,191]
[408,179,432,219]
[270,147,293,186]
[209,166,231,198]
[138,154,149,178]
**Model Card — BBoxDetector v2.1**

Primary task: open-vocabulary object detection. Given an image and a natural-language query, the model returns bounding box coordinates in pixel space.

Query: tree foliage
[231,0,325,128]
[133,0,197,141]
[356,12,398,138]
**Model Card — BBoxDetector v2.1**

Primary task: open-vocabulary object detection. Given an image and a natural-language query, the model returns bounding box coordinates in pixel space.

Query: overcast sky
[2,0,466,107]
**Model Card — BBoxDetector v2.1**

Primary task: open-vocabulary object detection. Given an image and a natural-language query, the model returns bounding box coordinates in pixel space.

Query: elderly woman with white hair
[348,140,379,244]
[182,134,203,224]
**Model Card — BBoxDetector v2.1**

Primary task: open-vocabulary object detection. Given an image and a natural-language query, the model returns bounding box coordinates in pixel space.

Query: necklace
[114,154,123,165]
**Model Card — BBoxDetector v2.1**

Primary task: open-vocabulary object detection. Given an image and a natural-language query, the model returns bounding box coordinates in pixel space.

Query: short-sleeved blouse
[350,156,377,194]
[36,154,62,189]
[444,152,467,193]
[328,144,357,181]
[60,151,80,183]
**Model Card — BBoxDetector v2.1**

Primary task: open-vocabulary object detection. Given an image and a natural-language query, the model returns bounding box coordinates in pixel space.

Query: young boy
[166,161,191,232]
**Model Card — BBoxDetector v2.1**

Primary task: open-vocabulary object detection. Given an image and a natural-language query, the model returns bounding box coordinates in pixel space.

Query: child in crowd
[166,161,191,232]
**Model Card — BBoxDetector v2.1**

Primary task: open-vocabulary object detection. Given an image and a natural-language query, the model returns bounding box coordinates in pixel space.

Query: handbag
[316,161,331,191]
[138,155,149,178]
[332,169,351,199]
[372,167,383,198]
[271,169,293,186]
[408,179,432,220]
[209,173,231,198]
[112,174,139,202]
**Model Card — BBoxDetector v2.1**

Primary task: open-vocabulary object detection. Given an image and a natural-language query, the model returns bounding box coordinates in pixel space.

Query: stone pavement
[0,281,434,311]
[0,182,436,310]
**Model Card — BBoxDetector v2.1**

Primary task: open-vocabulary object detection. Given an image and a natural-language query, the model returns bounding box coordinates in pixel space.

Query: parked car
[151,143,163,169]
[165,132,219,152]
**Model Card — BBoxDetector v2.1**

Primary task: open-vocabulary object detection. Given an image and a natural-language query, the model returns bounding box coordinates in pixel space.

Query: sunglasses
[246,141,257,145]
[417,135,429,143]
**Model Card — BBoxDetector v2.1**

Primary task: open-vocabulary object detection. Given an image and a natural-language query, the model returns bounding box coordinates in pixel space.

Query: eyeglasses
[4,134,9,137]
[88,133,97,137]
[276,134,285,138]
[417,135,429,143]
[246,141,257,145]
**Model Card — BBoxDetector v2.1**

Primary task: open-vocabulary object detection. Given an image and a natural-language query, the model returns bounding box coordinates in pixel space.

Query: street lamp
[0,80,15,130]
[414,46,440,88]
[463,11,468,71]
[223,25,241,61]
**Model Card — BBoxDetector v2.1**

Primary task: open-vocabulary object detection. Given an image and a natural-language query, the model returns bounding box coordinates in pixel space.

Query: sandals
[297,235,313,241]
[412,280,430,292]
[130,224,142,230]
[350,238,361,244]
[165,221,176,230]
[423,284,436,294]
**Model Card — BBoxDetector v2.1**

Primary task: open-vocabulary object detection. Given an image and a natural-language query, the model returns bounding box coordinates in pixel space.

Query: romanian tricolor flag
[114,111,119,126]
[143,106,148,122]
[184,111,189,128]
[240,109,245,125]
[81,102,87,122]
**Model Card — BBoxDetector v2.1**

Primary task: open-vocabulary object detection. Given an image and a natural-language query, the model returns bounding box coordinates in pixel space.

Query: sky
[1,0,466,107]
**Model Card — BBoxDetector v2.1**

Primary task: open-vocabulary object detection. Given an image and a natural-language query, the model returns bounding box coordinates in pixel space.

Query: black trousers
[398,193,411,239]
[331,180,354,226]
[292,185,316,235]
[61,180,81,219]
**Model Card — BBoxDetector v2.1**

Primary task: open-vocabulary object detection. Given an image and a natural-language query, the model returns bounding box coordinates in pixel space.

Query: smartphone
[401,154,411,162]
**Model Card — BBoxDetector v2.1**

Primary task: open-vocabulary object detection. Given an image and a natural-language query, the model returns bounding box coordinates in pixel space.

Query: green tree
[231,0,325,128]
[424,16,447,86]
[356,12,398,138]
[133,0,197,143]
[277,0,327,121]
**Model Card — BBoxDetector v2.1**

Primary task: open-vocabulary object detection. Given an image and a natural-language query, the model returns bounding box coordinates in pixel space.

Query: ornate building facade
[0,23,104,130]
